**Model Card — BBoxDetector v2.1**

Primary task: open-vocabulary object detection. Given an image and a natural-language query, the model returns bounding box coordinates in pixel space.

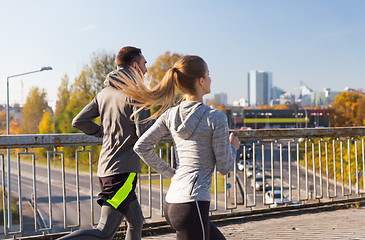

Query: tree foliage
[146,51,183,115]
[53,50,116,168]
[328,91,365,127]
[55,75,70,117]
[10,119,20,135]
[55,51,116,134]
[21,87,48,134]
[53,50,183,171]
[147,51,183,88]
[87,51,116,93]
[0,110,5,135]
[39,110,54,134]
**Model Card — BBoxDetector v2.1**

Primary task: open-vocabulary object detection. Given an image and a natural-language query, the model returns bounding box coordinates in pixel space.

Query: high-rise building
[214,93,228,106]
[248,70,273,106]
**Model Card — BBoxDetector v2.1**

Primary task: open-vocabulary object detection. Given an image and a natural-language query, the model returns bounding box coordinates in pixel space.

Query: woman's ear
[198,77,204,86]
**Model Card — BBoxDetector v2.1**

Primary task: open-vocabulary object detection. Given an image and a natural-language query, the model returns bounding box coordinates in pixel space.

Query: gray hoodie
[134,101,237,203]
[72,68,151,177]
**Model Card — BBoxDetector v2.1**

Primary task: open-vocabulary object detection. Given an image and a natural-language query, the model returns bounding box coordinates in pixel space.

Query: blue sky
[1,0,364,107]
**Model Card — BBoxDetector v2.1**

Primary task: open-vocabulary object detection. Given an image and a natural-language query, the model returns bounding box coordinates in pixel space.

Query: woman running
[112,55,240,240]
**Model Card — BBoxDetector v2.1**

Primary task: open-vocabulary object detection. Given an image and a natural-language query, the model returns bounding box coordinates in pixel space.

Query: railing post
[0,153,7,236]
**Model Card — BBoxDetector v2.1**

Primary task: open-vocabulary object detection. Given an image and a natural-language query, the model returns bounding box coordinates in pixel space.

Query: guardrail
[0,127,364,238]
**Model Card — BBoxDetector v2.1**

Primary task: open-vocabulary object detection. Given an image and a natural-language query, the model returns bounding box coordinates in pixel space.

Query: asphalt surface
[142,206,365,240]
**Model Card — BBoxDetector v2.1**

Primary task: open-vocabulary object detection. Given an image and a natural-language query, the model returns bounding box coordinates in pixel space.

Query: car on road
[237,159,245,171]
[246,165,256,178]
[237,159,252,171]
[251,174,270,191]
[264,190,289,207]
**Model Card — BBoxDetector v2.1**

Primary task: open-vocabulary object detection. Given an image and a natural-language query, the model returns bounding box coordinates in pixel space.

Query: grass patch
[0,189,20,225]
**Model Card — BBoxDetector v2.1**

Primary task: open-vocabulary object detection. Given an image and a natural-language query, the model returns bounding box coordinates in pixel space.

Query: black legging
[164,201,226,240]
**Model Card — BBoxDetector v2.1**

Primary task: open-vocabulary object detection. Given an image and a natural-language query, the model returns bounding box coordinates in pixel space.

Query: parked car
[237,159,244,171]
[246,165,254,178]
[237,159,251,171]
[251,174,270,191]
[264,190,289,207]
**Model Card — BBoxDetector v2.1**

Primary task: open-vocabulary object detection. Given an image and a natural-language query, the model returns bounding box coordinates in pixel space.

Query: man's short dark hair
[116,46,142,68]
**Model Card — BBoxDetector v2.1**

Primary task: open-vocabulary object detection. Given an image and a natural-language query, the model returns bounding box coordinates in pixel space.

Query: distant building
[279,92,295,105]
[271,90,294,106]
[297,83,313,106]
[248,70,272,106]
[311,88,341,107]
[214,93,228,105]
[233,98,248,107]
[272,86,285,100]
[230,108,330,129]
[13,104,23,123]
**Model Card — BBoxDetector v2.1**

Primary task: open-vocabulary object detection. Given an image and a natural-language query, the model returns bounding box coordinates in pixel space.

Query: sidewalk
[142,206,365,239]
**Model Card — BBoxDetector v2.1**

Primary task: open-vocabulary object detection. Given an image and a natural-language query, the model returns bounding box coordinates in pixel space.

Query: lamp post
[6,66,52,228]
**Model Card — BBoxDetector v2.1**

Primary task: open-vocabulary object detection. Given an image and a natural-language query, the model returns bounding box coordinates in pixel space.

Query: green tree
[55,75,70,133]
[55,51,116,134]
[21,87,48,134]
[87,50,116,93]
[53,51,115,169]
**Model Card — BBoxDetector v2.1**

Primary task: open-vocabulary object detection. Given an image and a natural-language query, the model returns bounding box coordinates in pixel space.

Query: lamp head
[40,66,53,71]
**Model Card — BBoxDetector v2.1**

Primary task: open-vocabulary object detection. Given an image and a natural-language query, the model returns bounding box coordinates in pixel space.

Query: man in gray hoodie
[59,46,151,240]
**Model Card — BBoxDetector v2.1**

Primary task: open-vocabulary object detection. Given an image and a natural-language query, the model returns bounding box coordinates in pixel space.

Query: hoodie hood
[104,67,135,88]
[172,101,210,139]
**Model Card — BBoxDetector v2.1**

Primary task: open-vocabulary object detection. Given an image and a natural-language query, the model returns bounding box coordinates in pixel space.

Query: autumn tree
[355,96,365,126]
[21,87,49,134]
[39,110,54,134]
[55,76,70,117]
[329,91,365,127]
[55,51,116,134]
[55,75,70,133]
[146,51,183,115]
[10,119,20,135]
[0,110,20,135]
[147,51,183,88]
[0,110,5,134]
[52,51,116,168]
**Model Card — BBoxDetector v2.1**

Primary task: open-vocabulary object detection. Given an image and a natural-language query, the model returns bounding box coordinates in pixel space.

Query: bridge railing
[0,127,365,238]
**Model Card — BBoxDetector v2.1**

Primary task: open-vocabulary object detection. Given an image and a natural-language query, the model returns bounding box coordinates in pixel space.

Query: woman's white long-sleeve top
[134,101,237,203]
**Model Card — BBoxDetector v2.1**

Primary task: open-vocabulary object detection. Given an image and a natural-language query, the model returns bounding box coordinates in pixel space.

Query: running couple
[59,46,239,240]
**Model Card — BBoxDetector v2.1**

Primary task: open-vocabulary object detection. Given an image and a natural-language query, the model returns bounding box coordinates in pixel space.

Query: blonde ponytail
[110,55,206,121]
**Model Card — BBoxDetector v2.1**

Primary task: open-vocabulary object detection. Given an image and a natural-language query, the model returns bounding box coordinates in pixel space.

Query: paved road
[143,206,365,239]
[8,158,167,234]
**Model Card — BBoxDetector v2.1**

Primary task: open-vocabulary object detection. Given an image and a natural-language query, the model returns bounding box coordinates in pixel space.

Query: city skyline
[1,1,364,107]
[248,70,273,106]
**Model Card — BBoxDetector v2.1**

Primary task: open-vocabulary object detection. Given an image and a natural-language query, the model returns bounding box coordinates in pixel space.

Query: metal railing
[0,127,365,238]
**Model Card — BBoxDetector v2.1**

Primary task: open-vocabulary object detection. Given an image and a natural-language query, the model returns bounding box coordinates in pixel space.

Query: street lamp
[6,66,52,228]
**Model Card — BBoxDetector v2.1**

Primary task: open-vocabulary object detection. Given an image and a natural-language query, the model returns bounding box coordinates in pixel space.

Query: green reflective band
[107,172,136,209]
